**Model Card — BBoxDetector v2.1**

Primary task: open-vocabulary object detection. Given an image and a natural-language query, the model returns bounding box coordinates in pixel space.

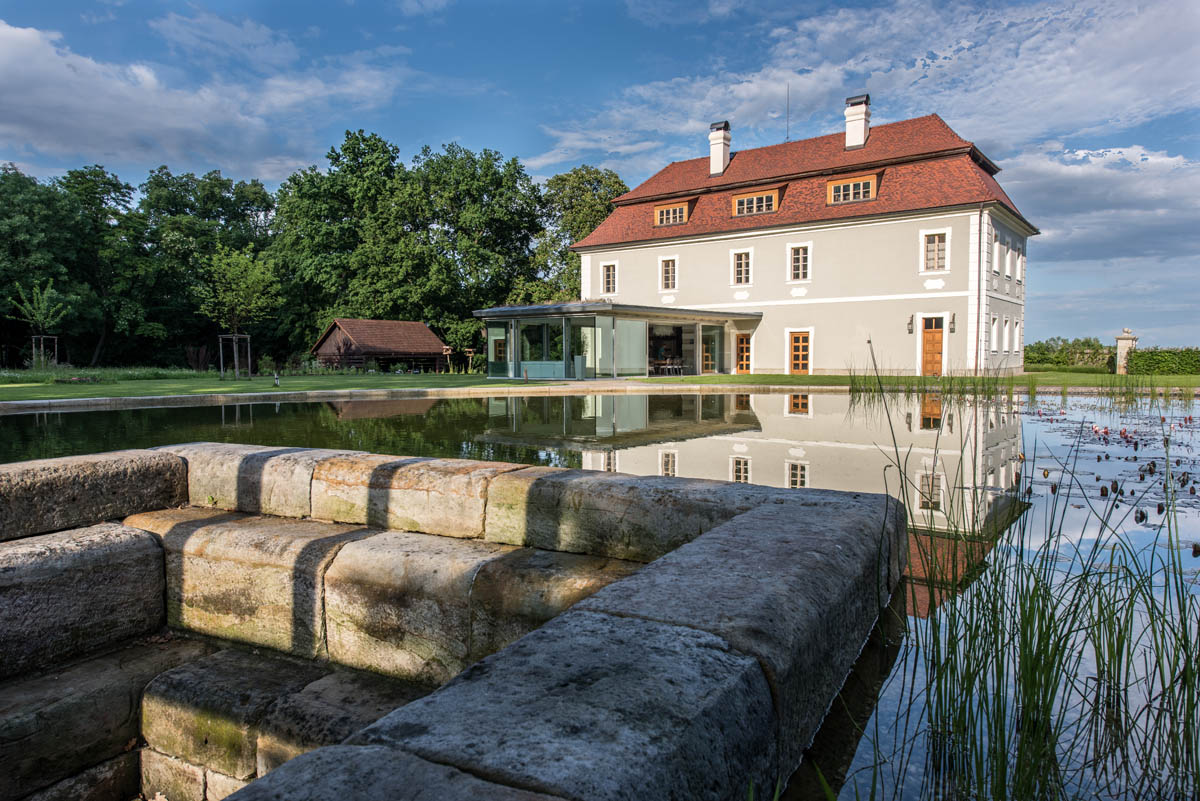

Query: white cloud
[149,12,300,70]
[0,17,451,179]
[1003,143,1200,262]
[397,0,453,17]
[625,0,748,27]
[534,0,1200,173]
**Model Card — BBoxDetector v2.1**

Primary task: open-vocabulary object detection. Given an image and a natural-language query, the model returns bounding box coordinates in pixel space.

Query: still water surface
[2,392,1197,798]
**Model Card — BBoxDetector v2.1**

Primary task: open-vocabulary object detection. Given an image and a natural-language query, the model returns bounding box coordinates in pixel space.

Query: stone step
[0,523,166,680]
[152,444,362,520]
[125,508,640,681]
[148,443,782,562]
[140,648,434,799]
[124,508,370,659]
[0,637,212,801]
[0,449,185,542]
[17,753,138,801]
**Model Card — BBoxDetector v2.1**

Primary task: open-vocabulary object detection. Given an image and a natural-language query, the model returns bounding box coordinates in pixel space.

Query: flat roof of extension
[472,301,762,321]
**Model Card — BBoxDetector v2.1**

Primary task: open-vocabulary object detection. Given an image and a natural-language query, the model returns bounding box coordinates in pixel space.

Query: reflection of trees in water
[0,398,582,468]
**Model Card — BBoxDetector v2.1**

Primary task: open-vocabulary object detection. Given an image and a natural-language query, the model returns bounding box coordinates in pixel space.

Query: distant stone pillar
[1115,329,1138,375]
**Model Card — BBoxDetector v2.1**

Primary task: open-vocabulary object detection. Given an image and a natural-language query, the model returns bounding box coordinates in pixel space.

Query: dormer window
[827,175,876,205]
[731,188,779,217]
[654,202,688,226]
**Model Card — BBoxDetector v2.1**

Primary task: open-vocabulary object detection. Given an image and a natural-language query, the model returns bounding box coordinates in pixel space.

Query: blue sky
[1,1,1197,345]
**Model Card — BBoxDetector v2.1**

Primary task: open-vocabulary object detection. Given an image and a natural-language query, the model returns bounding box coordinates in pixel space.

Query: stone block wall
[0,444,907,801]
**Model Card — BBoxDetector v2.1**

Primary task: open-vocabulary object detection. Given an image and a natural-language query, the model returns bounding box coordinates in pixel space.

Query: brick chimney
[844,94,870,149]
[709,121,730,176]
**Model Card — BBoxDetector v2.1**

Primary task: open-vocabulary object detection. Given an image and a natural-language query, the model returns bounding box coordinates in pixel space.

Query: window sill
[657,287,678,293]
[827,198,876,207]
[918,269,950,277]
[785,279,812,285]
[733,210,778,219]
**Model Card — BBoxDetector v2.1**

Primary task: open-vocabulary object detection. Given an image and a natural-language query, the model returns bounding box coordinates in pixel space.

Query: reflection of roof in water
[325,399,439,420]
[479,414,760,451]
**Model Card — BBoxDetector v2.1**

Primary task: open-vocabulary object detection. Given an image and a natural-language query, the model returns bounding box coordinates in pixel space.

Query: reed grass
[842,350,1199,800]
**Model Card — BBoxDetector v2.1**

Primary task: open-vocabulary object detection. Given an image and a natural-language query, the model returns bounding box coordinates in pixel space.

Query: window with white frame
[1004,239,1012,278]
[1016,248,1025,283]
[1014,319,1022,352]
[655,203,687,226]
[992,232,1001,274]
[919,472,942,511]
[602,263,617,295]
[602,451,616,472]
[828,177,875,204]
[1003,317,1011,352]
[731,456,750,484]
[789,245,809,281]
[732,251,751,285]
[991,315,998,352]
[787,461,807,489]
[734,193,775,216]
[659,450,677,477]
[660,257,676,291]
[923,233,948,271]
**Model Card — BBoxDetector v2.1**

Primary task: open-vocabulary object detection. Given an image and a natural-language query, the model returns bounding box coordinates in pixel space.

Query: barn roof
[310,318,447,356]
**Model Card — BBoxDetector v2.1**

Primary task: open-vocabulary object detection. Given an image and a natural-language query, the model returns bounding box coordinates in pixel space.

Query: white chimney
[709,121,730,176]
[844,94,870,149]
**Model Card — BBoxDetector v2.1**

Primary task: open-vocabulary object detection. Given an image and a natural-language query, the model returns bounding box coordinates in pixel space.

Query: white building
[478,95,1037,378]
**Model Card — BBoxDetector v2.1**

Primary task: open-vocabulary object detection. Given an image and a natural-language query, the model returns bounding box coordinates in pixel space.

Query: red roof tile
[575,115,1034,249]
[313,319,447,356]
[614,115,973,203]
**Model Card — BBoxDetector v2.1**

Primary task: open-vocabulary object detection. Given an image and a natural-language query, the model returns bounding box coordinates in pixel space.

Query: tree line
[0,130,628,369]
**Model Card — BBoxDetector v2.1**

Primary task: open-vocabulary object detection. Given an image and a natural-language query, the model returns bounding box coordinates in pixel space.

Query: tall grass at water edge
[839,357,1199,800]
[847,367,1010,399]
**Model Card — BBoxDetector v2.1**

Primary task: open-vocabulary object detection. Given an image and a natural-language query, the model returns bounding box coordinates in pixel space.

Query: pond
[2,391,1198,799]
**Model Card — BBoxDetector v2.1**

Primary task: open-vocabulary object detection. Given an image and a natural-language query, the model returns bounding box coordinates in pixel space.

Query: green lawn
[0,372,530,402]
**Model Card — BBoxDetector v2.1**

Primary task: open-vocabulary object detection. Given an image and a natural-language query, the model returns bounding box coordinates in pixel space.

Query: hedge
[1023,337,1114,368]
[1126,348,1200,375]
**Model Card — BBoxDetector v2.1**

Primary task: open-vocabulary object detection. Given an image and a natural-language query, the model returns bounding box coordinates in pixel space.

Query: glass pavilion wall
[484,313,713,379]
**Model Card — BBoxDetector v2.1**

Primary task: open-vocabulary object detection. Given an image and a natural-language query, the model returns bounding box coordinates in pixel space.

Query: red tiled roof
[575,114,1034,249]
[313,319,447,356]
[615,115,973,203]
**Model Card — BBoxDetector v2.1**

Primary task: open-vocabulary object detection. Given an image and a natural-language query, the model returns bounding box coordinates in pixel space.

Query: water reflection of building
[482,392,1025,615]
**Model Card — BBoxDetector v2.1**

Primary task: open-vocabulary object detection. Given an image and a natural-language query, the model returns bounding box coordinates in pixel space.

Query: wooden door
[736,334,751,374]
[920,393,943,429]
[921,318,944,376]
[789,331,810,375]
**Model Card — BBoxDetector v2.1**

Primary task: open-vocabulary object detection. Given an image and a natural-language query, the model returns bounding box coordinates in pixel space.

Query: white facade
[579,205,1033,376]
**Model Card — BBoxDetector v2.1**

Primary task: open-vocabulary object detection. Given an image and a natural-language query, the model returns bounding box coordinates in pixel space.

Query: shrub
[1126,347,1200,375]
[257,354,276,375]
[1024,337,1114,369]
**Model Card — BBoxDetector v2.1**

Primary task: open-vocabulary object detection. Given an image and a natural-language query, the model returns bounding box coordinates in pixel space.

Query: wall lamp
[949,313,956,333]
[907,315,914,334]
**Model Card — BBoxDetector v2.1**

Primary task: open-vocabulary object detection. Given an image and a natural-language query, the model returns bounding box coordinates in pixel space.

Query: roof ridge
[641,113,956,171]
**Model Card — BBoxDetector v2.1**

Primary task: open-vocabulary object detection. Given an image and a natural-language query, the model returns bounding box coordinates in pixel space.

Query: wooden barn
[310,318,449,371]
